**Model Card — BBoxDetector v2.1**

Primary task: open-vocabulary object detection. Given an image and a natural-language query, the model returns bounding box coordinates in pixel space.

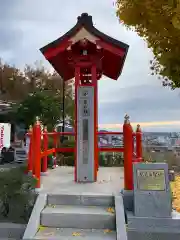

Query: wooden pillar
[74,65,80,182]
[42,126,48,173]
[91,64,98,180]
[34,117,42,188]
[136,124,143,162]
[123,114,133,190]
[27,125,33,173]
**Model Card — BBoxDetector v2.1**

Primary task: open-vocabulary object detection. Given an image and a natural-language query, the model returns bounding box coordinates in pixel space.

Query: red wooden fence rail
[26,115,142,190]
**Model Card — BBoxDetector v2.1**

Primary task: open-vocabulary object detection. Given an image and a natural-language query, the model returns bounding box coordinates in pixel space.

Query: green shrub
[0,165,37,223]
[59,140,75,166]
[63,155,74,166]
[99,153,124,167]
[56,140,124,167]
[48,136,54,149]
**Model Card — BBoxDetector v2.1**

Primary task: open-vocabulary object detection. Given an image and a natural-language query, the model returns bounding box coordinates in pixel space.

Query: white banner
[0,123,11,151]
[25,135,30,154]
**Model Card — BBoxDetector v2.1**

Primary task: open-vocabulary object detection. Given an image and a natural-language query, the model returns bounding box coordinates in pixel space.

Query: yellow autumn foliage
[171,176,180,212]
[116,0,180,88]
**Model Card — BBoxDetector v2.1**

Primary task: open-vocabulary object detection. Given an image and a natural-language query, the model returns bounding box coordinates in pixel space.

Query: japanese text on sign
[137,169,166,191]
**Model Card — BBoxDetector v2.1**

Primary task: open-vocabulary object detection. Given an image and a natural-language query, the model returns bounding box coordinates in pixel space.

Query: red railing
[27,117,142,190]
[98,132,123,135]
[99,147,124,152]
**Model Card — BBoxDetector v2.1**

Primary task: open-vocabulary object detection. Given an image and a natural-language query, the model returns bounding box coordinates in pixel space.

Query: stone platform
[23,166,180,240]
[23,167,126,239]
[40,167,124,194]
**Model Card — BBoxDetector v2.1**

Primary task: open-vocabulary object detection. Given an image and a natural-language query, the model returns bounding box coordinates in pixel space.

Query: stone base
[41,171,48,176]
[35,184,43,193]
[126,210,180,240]
[0,223,26,239]
[134,190,172,218]
[27,171,32,176]
[127,231,180,240]
[120,189,134,212]
[169,170,175,182]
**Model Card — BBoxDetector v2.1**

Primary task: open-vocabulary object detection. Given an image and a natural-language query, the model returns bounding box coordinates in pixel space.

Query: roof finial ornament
[136,124,141,132]
[124,114,130,124]
[29,125,33,132]
[35,116,40,125]
[77,13,93,26]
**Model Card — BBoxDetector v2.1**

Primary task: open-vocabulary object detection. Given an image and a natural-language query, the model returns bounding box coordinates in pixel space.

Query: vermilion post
[132,133,135,160]
[91,64,98,181]
[123,114,133,190]
[32,125,36,176]
[53,128,58,167]
[136,124,143,162]
[42,126,48,173]
[34,117,42,188]
[27,125,33,173]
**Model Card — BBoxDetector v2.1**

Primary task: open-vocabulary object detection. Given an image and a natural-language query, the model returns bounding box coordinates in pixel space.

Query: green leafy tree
[116,0,180,88]
[15,89,74,130]
[15,91,62,129]
[0,59,74,128]
[0,59,28,101]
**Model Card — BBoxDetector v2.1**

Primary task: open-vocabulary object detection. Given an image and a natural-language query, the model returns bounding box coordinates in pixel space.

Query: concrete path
[40,167,124,194]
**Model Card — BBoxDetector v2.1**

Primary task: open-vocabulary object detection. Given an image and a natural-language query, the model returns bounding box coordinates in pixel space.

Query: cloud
[99,121,180,132]
[98,85,180,124]
[0,0,180,131]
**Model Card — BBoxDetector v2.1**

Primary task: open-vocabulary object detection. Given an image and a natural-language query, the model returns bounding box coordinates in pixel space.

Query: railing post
[27,125,33,173]
[136,124,143,162]
[32,125,36,176]
[34,116,42,189]
[123,114,133,190]
[53,127,58,167]
[41,126,48,174]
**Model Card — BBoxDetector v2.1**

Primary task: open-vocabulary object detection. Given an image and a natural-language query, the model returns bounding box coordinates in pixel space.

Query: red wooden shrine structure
[27,115,142,189]
[26,13,143,190]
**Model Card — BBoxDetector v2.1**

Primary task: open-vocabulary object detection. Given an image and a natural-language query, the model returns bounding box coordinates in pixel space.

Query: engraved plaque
[83,119,88,141]
[137,169,166,191]
[82,119,89,164]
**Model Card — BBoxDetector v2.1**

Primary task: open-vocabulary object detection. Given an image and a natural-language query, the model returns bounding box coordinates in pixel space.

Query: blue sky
[0,0,180,132]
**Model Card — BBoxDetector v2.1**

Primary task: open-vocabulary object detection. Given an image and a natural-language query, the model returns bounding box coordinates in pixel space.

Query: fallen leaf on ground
[104,229,112,233]
[72,232,81,236]
[106,207,115,213]
[38,225,46,231]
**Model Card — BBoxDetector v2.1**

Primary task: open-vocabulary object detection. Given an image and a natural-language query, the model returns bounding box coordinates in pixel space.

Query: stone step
[47,193,114,207]
[34,227,116,240]
[41,205,116,229]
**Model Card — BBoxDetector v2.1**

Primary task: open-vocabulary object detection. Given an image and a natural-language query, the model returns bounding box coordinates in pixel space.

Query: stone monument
[123,162,180,240]
[133,162,171,218]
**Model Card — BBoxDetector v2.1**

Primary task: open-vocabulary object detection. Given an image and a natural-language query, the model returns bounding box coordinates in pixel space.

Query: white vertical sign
[77,86,94,182]
[0,123,11,151]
